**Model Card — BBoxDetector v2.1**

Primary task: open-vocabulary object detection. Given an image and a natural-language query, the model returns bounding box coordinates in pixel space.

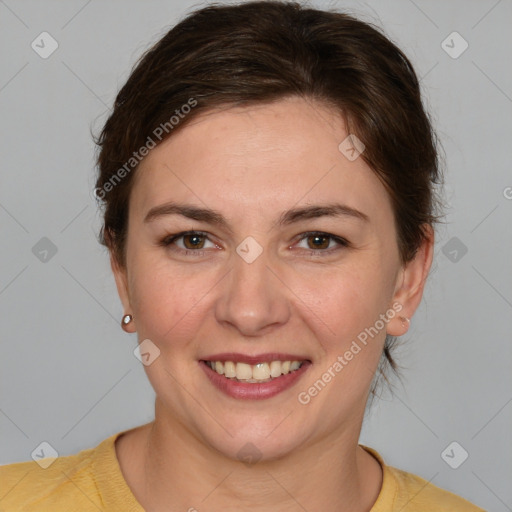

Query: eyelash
[159,230,350,257]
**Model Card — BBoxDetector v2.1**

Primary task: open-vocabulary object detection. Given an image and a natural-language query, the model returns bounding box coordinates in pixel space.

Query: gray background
[1,0,511,510]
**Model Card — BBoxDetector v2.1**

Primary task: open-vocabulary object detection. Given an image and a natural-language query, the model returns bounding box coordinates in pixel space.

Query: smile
[200,357,312,400]
[204,360,305,383]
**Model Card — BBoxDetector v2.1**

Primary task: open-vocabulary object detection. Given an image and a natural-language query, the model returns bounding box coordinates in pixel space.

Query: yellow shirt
[0,430,486,511]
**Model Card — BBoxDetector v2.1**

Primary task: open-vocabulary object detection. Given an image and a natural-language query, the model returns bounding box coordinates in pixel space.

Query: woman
[0,1,486,510]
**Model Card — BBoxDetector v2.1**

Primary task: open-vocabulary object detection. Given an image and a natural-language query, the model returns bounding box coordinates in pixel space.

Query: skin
[112,96,434,511]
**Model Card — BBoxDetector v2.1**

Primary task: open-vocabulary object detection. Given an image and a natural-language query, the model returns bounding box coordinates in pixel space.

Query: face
[113,96,432,461]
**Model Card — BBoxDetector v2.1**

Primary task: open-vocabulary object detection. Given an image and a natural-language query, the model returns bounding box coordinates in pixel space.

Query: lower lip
[199,360,312,400]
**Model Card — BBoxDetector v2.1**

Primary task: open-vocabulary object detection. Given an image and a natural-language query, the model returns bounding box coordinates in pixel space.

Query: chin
[207,428,305,465]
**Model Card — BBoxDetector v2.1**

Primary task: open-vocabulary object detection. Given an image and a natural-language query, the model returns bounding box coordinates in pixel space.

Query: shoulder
[387,465,486,511]
[0,433,119,512]
[361,446,487,512]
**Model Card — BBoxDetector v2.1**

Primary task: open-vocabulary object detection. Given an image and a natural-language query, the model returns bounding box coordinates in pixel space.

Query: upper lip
[201,353,311,365]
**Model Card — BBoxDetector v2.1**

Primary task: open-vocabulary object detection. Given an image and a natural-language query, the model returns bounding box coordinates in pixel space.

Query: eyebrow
[143,201,369,230]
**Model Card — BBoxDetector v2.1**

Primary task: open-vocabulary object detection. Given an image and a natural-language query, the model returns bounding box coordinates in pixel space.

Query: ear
[387,225,434,336]
[110,253,137,333]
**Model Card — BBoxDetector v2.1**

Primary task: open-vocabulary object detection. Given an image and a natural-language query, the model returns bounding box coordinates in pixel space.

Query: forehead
[130,97,394,226]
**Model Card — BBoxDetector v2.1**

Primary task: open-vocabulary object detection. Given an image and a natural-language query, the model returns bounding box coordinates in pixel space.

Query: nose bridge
[215,244,290,335]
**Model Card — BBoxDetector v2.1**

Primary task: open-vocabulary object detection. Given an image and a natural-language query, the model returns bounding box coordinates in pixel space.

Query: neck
[125,402,382,511]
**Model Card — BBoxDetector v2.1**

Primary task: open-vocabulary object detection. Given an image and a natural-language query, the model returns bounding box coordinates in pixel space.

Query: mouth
[199,354,312,400]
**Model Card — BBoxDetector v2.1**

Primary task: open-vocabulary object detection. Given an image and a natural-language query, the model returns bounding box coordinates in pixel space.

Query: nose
[214,248,290,337]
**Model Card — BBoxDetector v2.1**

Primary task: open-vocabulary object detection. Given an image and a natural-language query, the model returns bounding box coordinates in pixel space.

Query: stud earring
[399,316,410,326]
[121,314,133,332]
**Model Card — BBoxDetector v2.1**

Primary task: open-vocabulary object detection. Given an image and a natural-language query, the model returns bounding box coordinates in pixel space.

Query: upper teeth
[206,360,304,381]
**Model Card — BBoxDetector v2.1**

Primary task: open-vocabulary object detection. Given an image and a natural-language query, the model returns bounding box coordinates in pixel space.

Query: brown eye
[182,233,206,249]
[160,231,216,253]
[295,231,349,255]
[306,234,330,250]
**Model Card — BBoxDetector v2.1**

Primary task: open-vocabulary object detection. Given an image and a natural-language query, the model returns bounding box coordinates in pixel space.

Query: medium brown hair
[95,0,442,394]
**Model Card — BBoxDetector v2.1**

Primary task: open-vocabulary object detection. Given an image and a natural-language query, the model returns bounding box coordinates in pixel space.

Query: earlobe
[387,225,434,336]
[387,313,411,336]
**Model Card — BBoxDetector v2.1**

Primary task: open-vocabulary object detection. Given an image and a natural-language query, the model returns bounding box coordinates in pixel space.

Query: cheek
[293,259,393,342]
[128,256,212,346]
[291,264,393,423]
